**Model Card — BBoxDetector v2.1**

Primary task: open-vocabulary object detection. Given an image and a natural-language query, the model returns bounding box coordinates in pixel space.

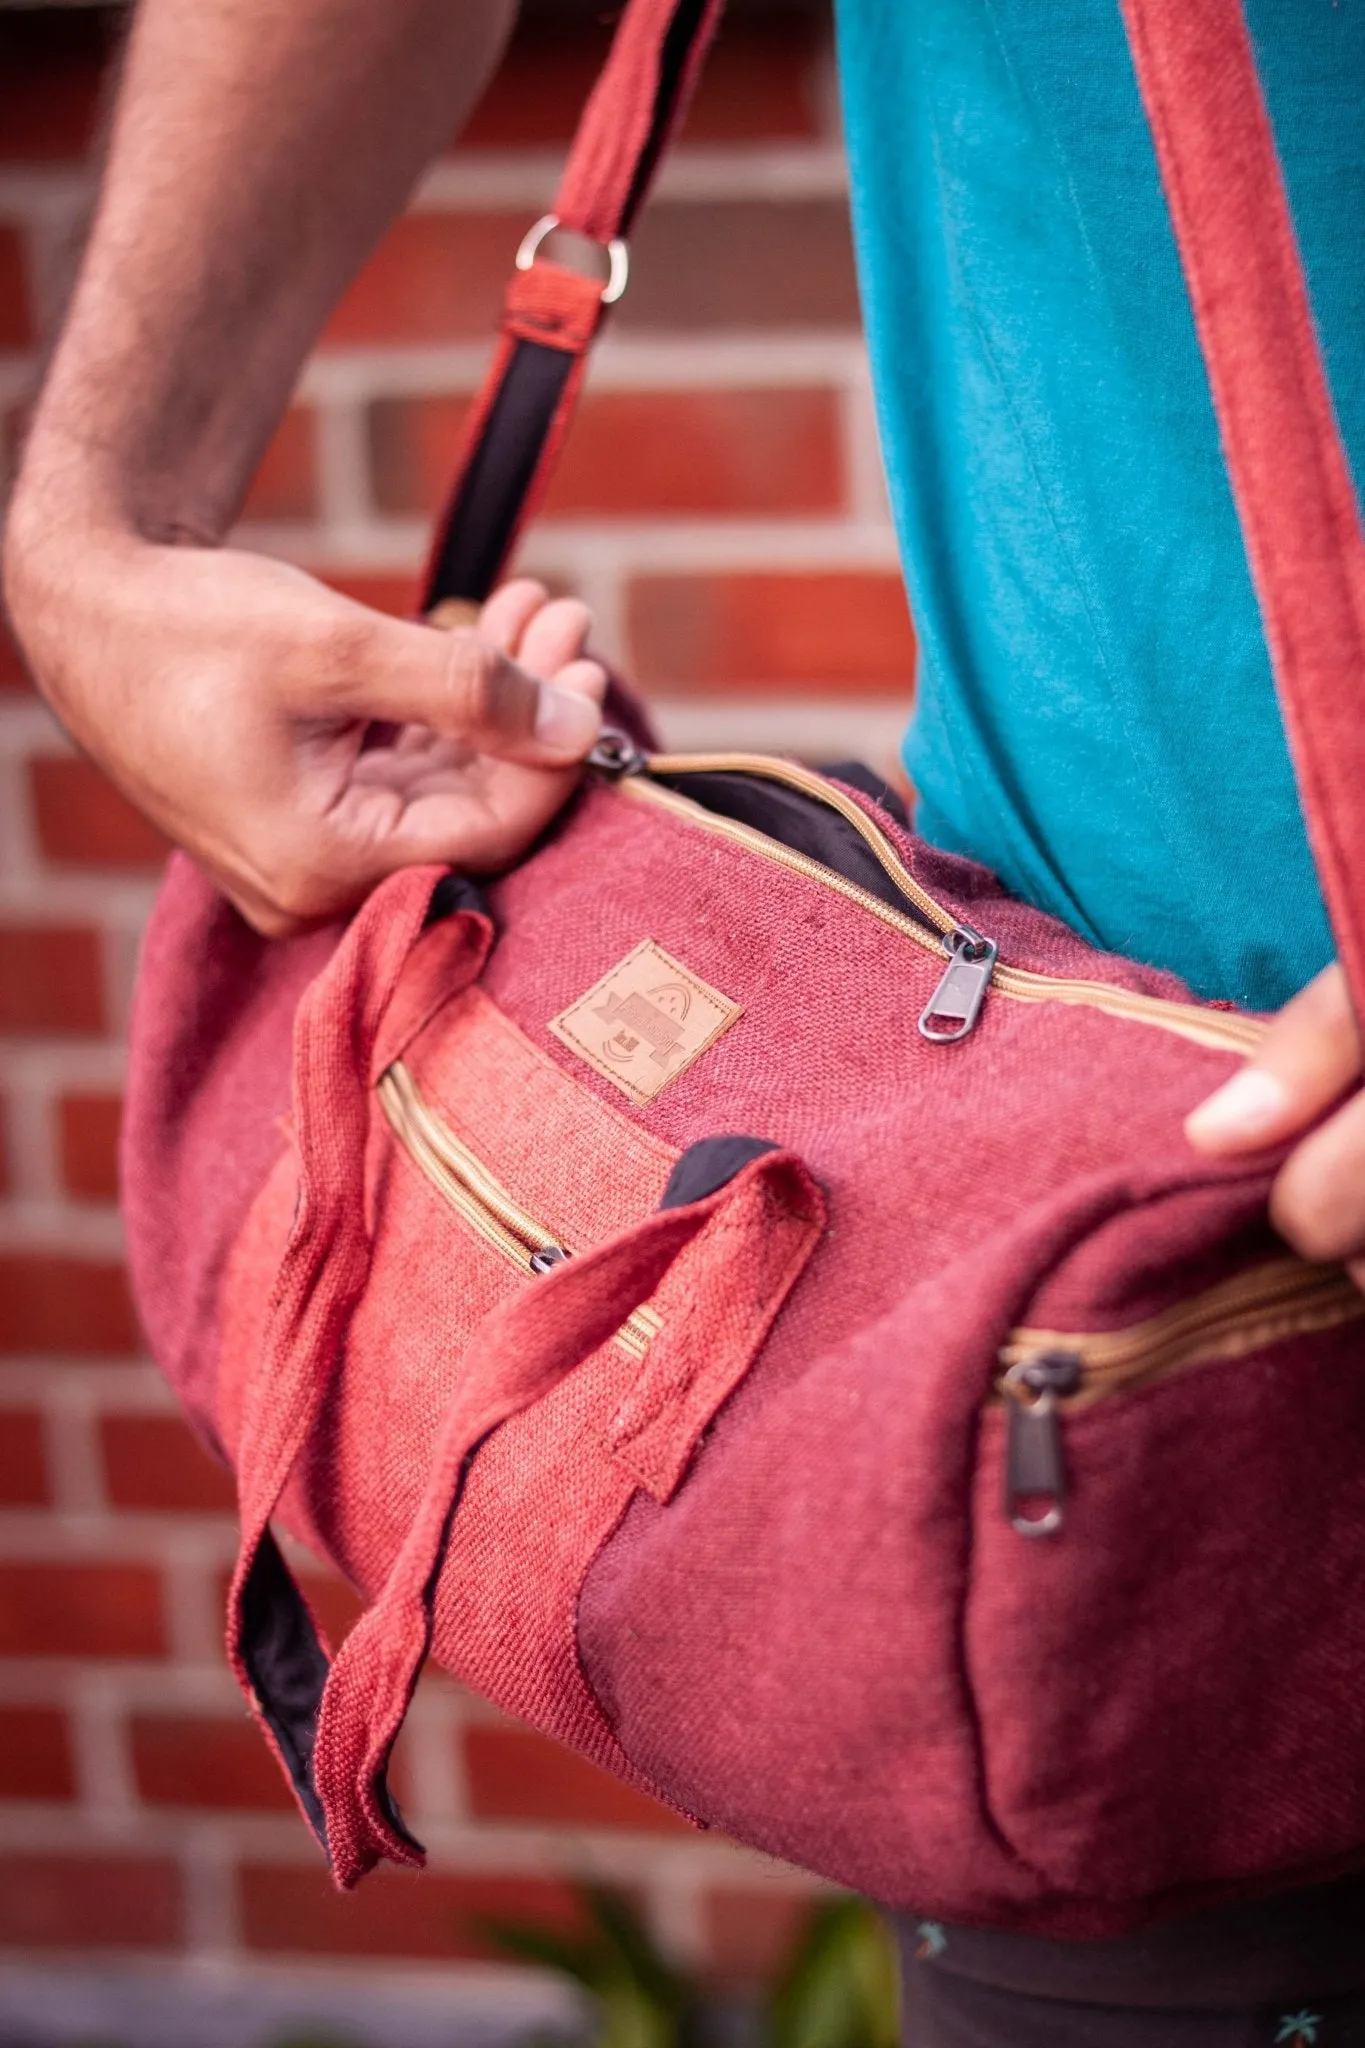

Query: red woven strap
[312,1147,824,1888]
[422,0,725,611]
[1121,0,1365,1013]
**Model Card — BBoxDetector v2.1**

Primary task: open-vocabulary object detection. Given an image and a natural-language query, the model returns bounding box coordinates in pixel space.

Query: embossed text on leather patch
[549,940,742,1104]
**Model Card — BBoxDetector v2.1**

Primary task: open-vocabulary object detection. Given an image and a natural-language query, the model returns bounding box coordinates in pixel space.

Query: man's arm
[3,0,604,936]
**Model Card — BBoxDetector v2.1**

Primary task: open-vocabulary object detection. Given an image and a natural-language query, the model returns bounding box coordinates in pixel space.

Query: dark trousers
[895,1875,1365,2046]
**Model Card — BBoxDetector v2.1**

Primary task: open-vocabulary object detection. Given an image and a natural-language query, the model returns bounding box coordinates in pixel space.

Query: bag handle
[311,1145,823,1887]
[422,0,725,617]
[1120,0,1365,1017]
[224,862,823,1882]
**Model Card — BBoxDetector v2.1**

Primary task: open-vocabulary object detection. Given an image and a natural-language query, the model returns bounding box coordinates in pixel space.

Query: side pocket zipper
[378,1062,660,1361]
[997,1257,1365,1536]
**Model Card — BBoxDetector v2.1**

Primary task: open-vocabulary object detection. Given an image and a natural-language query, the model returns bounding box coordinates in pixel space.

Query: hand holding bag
[124,0,1365,1939]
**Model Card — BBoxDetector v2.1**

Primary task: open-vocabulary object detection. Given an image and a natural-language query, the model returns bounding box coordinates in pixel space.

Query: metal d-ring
[515,213,630,306]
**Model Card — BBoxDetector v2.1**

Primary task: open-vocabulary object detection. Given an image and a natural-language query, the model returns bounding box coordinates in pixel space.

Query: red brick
[317,571,422,619]
[627,571,917,695]
[100,1414,235,1513]
[214,1561,364,1651]
[0,1254,141,1356]
[0,12,111,164]
[58,1093,122,1202]
[243,408,318,521]
[131,1712,295,1811]
[370,389,842,520]
[0,1853,180,1948]
[0,927,105,1035]
[0,1704,74,1799]
[702,1886,817,1984]
[29,757,170,870]
[0,614,31,691]
[678,24,825,143]
[325,213,520,346]
[622,202,858,333]
[464,1724,692,1834]
[298,1568,365,1644]
[325,200,856,347]
[0,1411,49,1506]
[0,226,34,350]
[0,1562,164,1659]
[459,21,820,150]
[239,1862,588,1960]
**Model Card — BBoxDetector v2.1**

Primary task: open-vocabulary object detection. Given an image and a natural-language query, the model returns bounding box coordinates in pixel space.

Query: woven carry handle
[222,859,822,1884]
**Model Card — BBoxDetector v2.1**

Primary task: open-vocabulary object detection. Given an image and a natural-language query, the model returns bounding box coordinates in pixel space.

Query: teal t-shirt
[834,0,1365,1010]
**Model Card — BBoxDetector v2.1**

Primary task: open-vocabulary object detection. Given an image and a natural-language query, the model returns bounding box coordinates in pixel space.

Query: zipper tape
[594,743,1266,1055]
[379,1063,661,1361]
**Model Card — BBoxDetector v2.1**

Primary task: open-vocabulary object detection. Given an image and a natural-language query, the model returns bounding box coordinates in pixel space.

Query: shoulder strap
[1121,0,1365,1013]
[422,0,724,619]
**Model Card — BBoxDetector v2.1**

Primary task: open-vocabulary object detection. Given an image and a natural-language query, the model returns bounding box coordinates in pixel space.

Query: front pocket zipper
[378,1062,661,1361]
[586,734,1266,1056]
[995,1257,1365,1536]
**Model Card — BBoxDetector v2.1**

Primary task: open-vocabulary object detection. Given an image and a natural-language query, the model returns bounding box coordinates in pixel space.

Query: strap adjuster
[515,213,630,306]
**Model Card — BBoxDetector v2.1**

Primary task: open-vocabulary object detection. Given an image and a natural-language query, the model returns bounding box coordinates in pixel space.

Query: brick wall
[0,5,912,2023]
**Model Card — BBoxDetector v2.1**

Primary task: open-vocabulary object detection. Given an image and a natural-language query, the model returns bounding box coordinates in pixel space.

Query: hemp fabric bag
[124,0,1365,1938]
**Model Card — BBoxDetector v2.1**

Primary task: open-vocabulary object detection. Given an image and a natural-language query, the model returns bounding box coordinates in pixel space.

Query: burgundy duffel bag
[124,0,1365,1940]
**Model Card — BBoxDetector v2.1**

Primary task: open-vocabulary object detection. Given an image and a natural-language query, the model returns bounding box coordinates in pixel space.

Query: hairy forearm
[10,0,514,552]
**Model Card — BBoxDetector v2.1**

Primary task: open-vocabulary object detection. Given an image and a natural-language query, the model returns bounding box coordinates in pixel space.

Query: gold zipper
[592,741,1265,1056]
[378,1062,661,1362]
[996,1256,1364,1536]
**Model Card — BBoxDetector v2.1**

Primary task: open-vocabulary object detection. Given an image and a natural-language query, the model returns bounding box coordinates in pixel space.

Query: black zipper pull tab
[1002,1350,1082,1537]
[587,730,647,778]
[918,926,998,1042]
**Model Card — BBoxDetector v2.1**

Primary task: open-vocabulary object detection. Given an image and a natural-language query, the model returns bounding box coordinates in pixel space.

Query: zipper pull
[918,926,998,1042]
[586,730,647,778]
[1002,1350,1082,1537]
[529,1245,571,1274]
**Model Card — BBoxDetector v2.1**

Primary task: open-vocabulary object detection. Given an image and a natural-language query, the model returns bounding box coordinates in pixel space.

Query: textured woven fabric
[119,0,1365,1949]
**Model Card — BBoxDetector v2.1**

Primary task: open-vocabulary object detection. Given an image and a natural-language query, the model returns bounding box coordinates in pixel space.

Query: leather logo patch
[549,940,742,1104]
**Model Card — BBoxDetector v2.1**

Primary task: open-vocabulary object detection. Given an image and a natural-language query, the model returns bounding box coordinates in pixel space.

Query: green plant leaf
[768,1899,899,2048]
[482,1918,608,1990]
[585,1886,687,2015]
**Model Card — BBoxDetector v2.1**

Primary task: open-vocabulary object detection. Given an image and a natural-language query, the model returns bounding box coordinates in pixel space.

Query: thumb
[303,607,603,765]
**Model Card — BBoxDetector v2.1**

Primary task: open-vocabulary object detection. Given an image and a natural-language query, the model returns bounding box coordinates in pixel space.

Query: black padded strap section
[423,339,576,609]
[237,1530,330,1848]
[660,1136,779,1210]
[620,0,714,233]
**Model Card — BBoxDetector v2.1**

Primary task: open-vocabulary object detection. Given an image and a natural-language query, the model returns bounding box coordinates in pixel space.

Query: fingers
[301,596,602,765]
[477,579,551,653]
[1185,963,1361,1154]
[1269,1084,1365,1265]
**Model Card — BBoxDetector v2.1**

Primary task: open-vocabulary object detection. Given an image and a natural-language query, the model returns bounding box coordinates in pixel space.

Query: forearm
[8,0,514,559]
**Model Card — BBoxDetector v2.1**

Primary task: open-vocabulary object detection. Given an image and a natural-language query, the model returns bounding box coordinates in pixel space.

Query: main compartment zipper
[997,1257,1365,1536]
[587,734,1265,1055]
[378,1061,660,1361]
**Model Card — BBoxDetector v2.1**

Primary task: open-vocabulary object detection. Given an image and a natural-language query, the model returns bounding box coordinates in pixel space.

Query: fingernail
[1185,1066,1290,1143]
[535,685,600,755]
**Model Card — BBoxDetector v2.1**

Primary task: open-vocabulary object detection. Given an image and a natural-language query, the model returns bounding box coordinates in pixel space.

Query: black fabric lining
[660,1136,779,1209]
[820,760,911,831]
[621,0,713,232]
[424,873,491,927]
[423,340,575,608]
[237,1530,330,1848]
[653,766,936,930]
